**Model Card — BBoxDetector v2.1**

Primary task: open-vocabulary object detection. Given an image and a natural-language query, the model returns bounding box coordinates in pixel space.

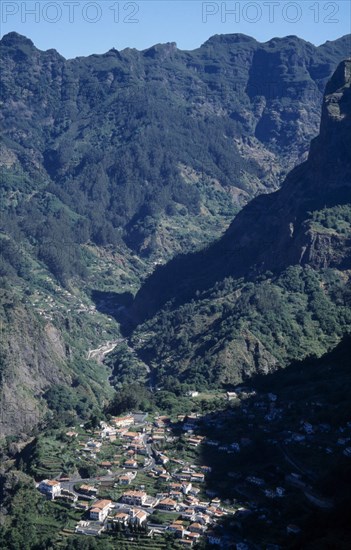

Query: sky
[1,0,350,58]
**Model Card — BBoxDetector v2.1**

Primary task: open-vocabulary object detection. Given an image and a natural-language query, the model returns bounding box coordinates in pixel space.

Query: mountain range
[127,59,351,389]
[1,32,350,264]
[132,59,351,320]
[0,32,351,436]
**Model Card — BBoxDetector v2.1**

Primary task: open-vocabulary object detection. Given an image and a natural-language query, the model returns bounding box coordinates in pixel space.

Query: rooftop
[90,499,112,510]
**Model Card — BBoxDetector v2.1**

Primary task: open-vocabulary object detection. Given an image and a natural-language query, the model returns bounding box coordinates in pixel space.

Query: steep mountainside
[125,61,351,387]
[132,60,351,320]
[0,286,114,437]
[195,337,351,548]
[0,289,68,435]
[1,32,350,267]
[0,34,350,436]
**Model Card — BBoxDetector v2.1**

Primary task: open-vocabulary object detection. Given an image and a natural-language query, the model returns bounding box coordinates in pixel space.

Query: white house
[182,482,192,494]
[207,532,222,545]
[110,512,130,527]
[38,480,61,500]
[190,473,205,483]
[157,498,177,511]
[227,392,238,400]
[75,520,106,536]
[89,499,113,521]
[130,508,148,527]
[121,490,147,506]
[112,415,135,428]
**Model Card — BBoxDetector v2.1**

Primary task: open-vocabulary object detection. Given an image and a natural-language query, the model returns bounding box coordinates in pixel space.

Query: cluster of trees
[0,473,59,550]
[132,266,351,389]
[312,204,351,234]
[107,382,153,415]
[43,384,99,425]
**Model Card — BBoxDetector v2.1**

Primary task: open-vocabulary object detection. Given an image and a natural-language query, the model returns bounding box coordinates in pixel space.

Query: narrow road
[142,433,156,471]
[87,339,124,363]
[278,443,317,481]
[60,475,116,496]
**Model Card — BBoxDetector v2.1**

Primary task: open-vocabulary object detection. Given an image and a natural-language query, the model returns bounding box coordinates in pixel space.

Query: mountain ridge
[1,31,350,264]
[3,30,350,55]
[0,34,350,436]
[123,60,351,389]
[131,59,351,322]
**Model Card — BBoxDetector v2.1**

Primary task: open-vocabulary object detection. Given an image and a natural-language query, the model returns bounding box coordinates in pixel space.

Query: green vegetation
[0,34,351,550]
[197,337,351,547]
[107,383,154,415]
[131,266,351,388]
[1,31,349,287]
[1,35,350,438]
[311,204,351,235]
[23,433,78,479]
[0,471,81,549]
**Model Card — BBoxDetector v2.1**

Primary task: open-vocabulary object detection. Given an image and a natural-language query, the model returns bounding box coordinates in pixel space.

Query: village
[36,410,232,547]
[34,384,351,548]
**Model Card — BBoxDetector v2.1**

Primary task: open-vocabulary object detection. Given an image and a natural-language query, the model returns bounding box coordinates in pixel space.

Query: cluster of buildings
[36,411,231,545]
[72,486,228,545]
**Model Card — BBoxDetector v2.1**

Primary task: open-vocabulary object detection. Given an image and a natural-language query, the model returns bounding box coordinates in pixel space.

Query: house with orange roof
[38,479,61,500]
[109,511,130,527]
[130,508,148,526]
[122,431,141,441]
[157,498,177,511]
[125,458,138,469]
[111,415,135,428]
[100,461,112,469]
[181,509,196,521]
[190,472,205,483]
[119,472,135,485]
[89,499,113,522]
[188,522,206,534]
[79,484,98,496]
[170,482,182,491]
[186,532,201,542]
[121,490,147,506]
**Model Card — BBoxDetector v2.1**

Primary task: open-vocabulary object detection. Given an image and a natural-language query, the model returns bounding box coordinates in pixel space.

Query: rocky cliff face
[1,32,350,262]
[0,287,115,438]
[132,60,351,322]
[1,35,350,435]
[222,59,351,271]
[126,61,351,387]
[0,293,69,437]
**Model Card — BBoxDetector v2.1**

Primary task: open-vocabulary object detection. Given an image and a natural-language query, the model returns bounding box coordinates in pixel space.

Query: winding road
[87,339,124,363]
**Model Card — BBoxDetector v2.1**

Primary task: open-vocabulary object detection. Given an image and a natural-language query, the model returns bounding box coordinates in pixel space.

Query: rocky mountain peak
[320,58,351,128]
[131,60,351,321]
[202,33,258,47]
[307,59,351,200]
[1,31,34,48]
[143,42,177,59]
